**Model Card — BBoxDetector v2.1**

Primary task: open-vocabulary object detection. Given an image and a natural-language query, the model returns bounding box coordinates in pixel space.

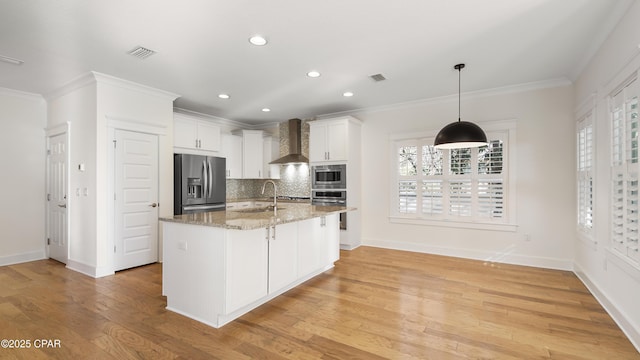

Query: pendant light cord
[457,65,461,122]
[454,63,465,123]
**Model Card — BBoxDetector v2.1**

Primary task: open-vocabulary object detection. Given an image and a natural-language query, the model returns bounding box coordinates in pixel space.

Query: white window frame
[609,74,640,266]
[390,119,517,232]
[576,110,594,241]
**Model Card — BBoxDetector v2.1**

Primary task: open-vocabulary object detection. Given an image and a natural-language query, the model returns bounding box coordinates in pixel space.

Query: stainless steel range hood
[269,118,309,164]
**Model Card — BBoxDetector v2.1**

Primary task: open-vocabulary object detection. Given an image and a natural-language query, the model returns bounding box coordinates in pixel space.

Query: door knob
[149,203,158,208]
[57,204,67,208]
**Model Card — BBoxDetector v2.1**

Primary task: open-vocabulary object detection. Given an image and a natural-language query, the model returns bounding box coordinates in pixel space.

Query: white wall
[46,72,177,277]
[47,80,98,270]
[351,84,576,269]
[0,88,47,265]
[573,0,640,349]
[96,75,176,272]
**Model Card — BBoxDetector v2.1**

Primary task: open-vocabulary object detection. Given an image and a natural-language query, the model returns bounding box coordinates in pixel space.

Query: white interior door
[47,133,68,263]
[114,129,159,271]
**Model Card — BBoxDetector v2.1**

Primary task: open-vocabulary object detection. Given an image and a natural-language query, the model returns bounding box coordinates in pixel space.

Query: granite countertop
[160,203,353,230]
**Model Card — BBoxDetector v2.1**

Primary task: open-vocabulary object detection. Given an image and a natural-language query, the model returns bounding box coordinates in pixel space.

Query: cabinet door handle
[271,225,276,240]
[265,227,270,241]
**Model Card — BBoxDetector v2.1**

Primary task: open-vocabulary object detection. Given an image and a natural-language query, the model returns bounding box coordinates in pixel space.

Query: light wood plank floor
[0,246,638,359]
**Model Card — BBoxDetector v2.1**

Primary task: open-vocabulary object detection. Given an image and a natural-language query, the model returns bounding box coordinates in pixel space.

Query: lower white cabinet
[225,228,268,313]
[298,214,340,277]
[267,222,298,294]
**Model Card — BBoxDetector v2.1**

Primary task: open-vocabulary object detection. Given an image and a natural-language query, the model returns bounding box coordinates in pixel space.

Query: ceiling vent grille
[370,73,386,82]
[127,46,156,59]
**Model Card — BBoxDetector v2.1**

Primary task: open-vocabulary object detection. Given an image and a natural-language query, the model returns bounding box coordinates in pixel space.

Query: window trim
[389,119,517,232]
[576,110,595,241]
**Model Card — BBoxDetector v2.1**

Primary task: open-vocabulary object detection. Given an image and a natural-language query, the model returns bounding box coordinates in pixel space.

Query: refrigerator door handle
[208,160,213,198]
[202,160,208,198]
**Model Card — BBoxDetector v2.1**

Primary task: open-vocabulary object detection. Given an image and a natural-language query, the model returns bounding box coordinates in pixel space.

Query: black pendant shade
[434,120,488,149]
[434,63,487,149]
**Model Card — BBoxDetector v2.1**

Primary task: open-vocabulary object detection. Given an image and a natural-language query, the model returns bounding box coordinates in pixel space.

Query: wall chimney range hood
[269,118,309,165]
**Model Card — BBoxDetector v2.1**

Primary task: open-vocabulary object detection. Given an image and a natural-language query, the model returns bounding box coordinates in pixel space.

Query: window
[610,76,640,263]
[392,123,514,230]
[577,111,594,236]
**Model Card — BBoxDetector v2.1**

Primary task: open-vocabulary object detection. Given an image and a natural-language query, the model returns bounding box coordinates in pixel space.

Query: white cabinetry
[221,133,242,178]
[267,223,298,294]
[309,116,362,250]
[263,136,281,179]
[298,214,339,278]
[162,212,343,328]
[174,114,221,153]
[242,130,264,178]
[226,228,268,313]
[309,119,349,162]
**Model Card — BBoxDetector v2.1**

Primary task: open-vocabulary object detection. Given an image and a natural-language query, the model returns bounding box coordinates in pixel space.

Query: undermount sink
[233,206,285,213]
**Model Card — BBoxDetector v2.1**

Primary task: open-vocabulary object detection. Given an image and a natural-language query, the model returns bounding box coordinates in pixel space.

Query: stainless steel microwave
[311,164,346,189]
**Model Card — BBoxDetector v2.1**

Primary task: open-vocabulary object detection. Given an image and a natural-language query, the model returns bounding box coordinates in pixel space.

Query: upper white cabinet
[309,117,360,162]
[221,133,242,178]
[238,130,264,179]
[174,114,221,153]
[220,129,280,180]
[263,136,280,179]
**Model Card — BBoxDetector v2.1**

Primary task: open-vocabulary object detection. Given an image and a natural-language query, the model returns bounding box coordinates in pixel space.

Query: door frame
[106,116,167,274]
[45,122,71,263]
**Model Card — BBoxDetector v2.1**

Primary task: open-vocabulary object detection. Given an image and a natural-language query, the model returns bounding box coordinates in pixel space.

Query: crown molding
[319,78,573,119]
[91,71,180,100]
[45,71,180,102]
[0,86,45,102]
[173,107,280,131]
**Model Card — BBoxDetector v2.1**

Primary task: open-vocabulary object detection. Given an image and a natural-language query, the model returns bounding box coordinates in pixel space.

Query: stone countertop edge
[160,203,355,230]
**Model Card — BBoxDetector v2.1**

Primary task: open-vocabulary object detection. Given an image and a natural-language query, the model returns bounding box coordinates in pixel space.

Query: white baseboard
[573,263,640,353]
[0,249,46,267]
[362,238,573,270]
[66,259,114,278]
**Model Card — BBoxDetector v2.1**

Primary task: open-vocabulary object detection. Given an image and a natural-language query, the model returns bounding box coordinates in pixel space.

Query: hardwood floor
[0,246,638,359]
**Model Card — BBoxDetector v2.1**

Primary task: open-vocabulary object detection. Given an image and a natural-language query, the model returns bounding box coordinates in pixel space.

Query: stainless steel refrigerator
[174,154,226,214]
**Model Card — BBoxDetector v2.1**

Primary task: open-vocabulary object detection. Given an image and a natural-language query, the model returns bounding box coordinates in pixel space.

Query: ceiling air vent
[127,46,156,59]
[370,73,386,82]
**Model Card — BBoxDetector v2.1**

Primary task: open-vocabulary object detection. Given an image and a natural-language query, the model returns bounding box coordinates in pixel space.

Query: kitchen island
[160,203,352,328]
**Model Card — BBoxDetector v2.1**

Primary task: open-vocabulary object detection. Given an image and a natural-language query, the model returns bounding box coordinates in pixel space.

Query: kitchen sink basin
[233,206,285,213]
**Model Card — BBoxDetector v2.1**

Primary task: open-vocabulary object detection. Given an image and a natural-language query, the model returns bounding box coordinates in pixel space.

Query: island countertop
[160,203,353,230]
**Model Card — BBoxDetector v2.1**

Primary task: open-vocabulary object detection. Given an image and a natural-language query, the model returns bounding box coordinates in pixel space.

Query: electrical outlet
[178,241,187,251]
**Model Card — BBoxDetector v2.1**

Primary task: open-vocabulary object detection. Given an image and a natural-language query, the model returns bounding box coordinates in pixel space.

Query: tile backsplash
[226,165,311,200]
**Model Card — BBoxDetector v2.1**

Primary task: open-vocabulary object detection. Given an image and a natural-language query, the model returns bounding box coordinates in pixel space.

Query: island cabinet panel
[225,228,268,313]
[162,222,226,326]
[298,214,340,278]
[298,217,324,277]
[268,222,298,294]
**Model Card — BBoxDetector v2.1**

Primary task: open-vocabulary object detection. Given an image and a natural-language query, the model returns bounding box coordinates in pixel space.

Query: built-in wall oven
[311,189,347,230]
[311,164,346,189]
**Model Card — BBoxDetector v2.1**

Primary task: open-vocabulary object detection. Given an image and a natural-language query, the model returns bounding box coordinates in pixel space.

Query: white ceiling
[0,0,633,125]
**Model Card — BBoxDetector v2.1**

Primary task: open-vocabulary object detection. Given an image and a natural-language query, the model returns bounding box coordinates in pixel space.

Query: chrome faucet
[261,180,278,210]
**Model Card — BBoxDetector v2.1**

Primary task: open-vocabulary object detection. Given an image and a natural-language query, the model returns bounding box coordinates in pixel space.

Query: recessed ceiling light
[249,35,268,46]
[343,91,354,97]
[307,71,321,78]
[0,54,24,65]
[218,94,230,99]
[262,108,271,112]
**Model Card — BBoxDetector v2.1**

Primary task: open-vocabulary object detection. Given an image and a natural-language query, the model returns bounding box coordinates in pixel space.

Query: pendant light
[434,63,487,149]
